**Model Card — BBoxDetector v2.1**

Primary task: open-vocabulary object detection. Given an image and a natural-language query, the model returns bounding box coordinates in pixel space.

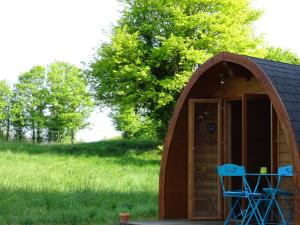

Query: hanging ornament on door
[207,122,217,134]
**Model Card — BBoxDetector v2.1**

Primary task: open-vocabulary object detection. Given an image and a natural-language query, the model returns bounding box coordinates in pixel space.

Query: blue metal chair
[262,165,294,225]
[218,164,263,225]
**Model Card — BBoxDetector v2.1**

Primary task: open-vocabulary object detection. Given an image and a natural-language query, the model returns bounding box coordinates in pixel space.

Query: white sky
[0,0,299,142]
[253,0,300,54]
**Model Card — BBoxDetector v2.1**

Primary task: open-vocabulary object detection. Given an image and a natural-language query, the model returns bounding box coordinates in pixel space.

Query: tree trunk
[71,129,74,145]
[6,117,10,141]
[37,124,42,143]
[16,127,22,141]
[32,122,36,143]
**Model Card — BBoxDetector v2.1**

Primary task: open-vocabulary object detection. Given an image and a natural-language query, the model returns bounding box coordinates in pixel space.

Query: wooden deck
[122,220,223,225]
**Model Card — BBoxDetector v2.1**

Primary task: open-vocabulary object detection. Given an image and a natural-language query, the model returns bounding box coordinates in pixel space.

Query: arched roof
[159,51,300,219]
[248,56,300,147]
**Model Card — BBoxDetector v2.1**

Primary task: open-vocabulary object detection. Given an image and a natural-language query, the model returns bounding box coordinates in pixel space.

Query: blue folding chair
[218,164,263,225]
[262,165,294,225]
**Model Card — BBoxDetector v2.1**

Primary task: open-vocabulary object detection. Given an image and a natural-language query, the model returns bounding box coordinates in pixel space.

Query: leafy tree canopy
[0,80,11,122]
[1,62,93,143]
[0,80,12,139]
[14,66,46,142]
[46,61,94,142]
[88,0,300,139]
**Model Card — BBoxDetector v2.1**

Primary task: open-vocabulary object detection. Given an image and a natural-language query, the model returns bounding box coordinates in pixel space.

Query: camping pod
[159,52,300,224]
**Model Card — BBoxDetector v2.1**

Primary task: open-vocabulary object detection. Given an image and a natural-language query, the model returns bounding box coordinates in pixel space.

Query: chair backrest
[217,164,245,177]
[274,165,294,191]
[278,165,293,177]
[217,164,248,193]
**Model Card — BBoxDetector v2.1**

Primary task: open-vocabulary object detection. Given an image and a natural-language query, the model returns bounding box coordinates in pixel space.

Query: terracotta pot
[119,212,130,224]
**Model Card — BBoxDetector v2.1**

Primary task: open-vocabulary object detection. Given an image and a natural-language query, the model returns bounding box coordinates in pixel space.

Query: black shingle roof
[247,56,300,146]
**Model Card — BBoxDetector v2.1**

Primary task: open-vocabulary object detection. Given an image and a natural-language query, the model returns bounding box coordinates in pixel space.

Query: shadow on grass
[0,138,161,158]
[0,186,158,225]
[111,155,160,167]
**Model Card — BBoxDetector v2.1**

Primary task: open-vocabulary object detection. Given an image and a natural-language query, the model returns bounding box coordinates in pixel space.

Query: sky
[253,0,300,54]
[0,0,299,142]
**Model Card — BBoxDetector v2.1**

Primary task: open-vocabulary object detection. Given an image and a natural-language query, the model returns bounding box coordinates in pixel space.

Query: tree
[264,47,300,64]
[0,80,12,140]
[8,62,93,143]
[87,0,262,139]
[10,85,26,141]
[46,61,93,143]
[88,0,299,139]
[16,66,47,142]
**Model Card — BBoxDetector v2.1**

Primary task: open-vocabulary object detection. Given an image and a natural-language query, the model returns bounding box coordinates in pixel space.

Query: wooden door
[188,99,222,220]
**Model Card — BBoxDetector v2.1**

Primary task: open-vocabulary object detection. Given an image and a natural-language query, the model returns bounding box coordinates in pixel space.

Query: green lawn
[0,139,161,225]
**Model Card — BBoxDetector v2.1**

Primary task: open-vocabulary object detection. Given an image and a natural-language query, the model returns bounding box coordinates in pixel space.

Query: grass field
[0,138,161,225]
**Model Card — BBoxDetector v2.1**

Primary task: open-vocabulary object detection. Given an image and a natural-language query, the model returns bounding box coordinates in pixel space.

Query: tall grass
[0,139,161,225]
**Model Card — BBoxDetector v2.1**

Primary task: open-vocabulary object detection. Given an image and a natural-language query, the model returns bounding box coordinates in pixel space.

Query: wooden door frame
[188,99,222,220]
[223,96,243,166]
[188,94,277,220]
[223,97,242,218]
[224,93,272,168]
[223,94,277,216]
[242,93,274,171]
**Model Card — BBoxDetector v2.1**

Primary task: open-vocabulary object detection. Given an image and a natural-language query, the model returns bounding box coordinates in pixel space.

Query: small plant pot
[119,212,130,224]
[260,167,267,174]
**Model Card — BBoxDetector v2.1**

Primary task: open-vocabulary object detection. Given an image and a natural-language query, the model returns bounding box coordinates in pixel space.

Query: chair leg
[282,197,294,225]
[242,197,263,225]
[240,200,256,225]
[286,205,294,225]
[224,198,243,225]
[274,198,287,225]
[262,197,275,224]
[224,198,238,225]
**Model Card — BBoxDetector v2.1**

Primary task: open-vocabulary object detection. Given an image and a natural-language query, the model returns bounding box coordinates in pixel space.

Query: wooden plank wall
[212,76,264,98]
[278,122,294,188]
[164,102,188,218]
[278,122,295,223]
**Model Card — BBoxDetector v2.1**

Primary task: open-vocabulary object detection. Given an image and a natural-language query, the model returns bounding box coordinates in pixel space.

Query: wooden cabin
[159,52,300,224]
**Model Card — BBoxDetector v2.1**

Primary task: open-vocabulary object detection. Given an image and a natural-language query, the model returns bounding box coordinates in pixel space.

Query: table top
[246,173,278,176]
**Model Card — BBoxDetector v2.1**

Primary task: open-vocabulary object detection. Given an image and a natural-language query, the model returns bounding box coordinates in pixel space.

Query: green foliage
[10,85,27,140]
[264,47,300,64]
[15,66,47,142]
[88,0,300,139]
[0,81,11,139]
[46,62,93,142]
[1,62,93,143]
[110,106,158,138]
[88,0,265,138]
[0,81,11,121]
[0,138,161,225]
